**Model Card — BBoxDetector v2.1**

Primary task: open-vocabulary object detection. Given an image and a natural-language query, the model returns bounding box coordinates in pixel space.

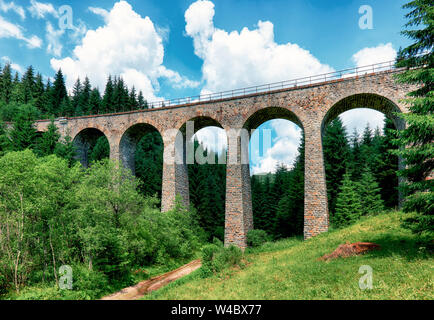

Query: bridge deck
[34,60,400,123]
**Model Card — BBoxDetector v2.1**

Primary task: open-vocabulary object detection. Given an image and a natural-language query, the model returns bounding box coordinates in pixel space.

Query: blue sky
[0,0,411,173]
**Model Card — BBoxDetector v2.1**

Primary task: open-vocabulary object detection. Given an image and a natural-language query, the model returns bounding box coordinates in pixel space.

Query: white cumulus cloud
[352,42,397,68]
[46,22,64,57]
[0,15,42,48]
[184,0,334,95]
[51,1,198,101]
[194,127,227,154]
[28,0,58,19]
[0,0,25,19]
[88,7,109,21]
[250,120,302,174]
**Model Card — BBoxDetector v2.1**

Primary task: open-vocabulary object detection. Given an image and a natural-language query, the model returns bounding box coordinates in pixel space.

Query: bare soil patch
[101,259,202,300]
[319,242,381,261]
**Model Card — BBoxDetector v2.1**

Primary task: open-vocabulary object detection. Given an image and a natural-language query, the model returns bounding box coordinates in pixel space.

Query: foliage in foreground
[199,239,244,278]
[0,151,202,298]
[247,230,271,248]
[146,212,433,300]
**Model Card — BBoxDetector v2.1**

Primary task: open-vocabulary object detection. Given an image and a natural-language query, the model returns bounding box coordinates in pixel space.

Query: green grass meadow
[145,212,433,300]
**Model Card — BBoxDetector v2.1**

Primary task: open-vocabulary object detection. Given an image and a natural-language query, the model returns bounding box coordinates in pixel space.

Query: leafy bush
[247,229,271,248]
[71,264,110,299]
[199,239,244,278]
[0,274,6,295]
[0,153,205,296]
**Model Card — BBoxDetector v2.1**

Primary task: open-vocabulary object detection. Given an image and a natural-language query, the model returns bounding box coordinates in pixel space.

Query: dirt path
[101,259,202,300]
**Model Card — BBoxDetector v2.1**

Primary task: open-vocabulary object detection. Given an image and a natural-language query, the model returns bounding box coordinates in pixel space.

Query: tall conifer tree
[394,0,433,236]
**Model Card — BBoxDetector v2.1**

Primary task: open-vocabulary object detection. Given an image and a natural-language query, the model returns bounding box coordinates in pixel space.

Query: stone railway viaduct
[33,68,414,248]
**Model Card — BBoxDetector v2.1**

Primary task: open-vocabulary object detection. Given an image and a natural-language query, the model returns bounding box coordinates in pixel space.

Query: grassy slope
[146,212,433,300]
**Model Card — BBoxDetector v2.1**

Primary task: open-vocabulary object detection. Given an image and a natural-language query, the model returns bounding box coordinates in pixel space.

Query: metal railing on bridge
[145,59,397,109]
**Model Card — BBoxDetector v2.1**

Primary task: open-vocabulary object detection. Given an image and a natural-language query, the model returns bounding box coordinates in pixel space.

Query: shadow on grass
[359,234,432,261]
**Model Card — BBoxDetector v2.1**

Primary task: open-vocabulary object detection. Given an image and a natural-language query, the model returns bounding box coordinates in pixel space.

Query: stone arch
[176,115,225,167]
[321,92,405,210]
[73,128,109,167]
[119,123,163,175]
[322,93,405,134]
[243,106,304,132]
[178,115,224,135]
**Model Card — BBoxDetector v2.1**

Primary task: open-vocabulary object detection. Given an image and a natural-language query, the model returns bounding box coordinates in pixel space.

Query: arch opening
[245,107,305,240]
[179,116,227,242]
[322,93,405,134]
[119,123,164,201]
[73,128,109,168]
[322,93,403,226]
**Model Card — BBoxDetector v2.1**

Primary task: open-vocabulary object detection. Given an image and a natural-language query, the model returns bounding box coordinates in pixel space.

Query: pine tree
[377,118,399,208]
[80,77,91,114]
[323,118,350,215]
[33,73,45,112]
[102,76,114,113]
[52,69,68,116]
[54,135,77,166]
[42,79,55,116]
[112,77,129,112]
[0,63,13,104]
[358,167,384,216]
[89,88,102,115]
[360,123,375,172]
[89,136,110,163]
[274,134,305,238]
[187,139,226,240]
[348,128,364,181]
[137,91,148,109]
[60,97,73,117]
[333,171,363,227]
[21,66,36,104]
[72,78,83,115]
[11,72,23,104]
[35,120,61,157]
[129,86,139,110]
[362,123,373,146]
[9,109,37,151]
[136,131,164,199]
[394,0,433,236]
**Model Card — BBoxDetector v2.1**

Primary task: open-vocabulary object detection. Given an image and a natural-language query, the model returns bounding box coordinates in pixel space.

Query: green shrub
[247,229,271,247]
[71,264,110,299]
[0,274,6,295]
[199,241,244,278]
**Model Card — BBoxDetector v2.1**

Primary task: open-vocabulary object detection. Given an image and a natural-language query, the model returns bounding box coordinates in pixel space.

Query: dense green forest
[0,66,149,121]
